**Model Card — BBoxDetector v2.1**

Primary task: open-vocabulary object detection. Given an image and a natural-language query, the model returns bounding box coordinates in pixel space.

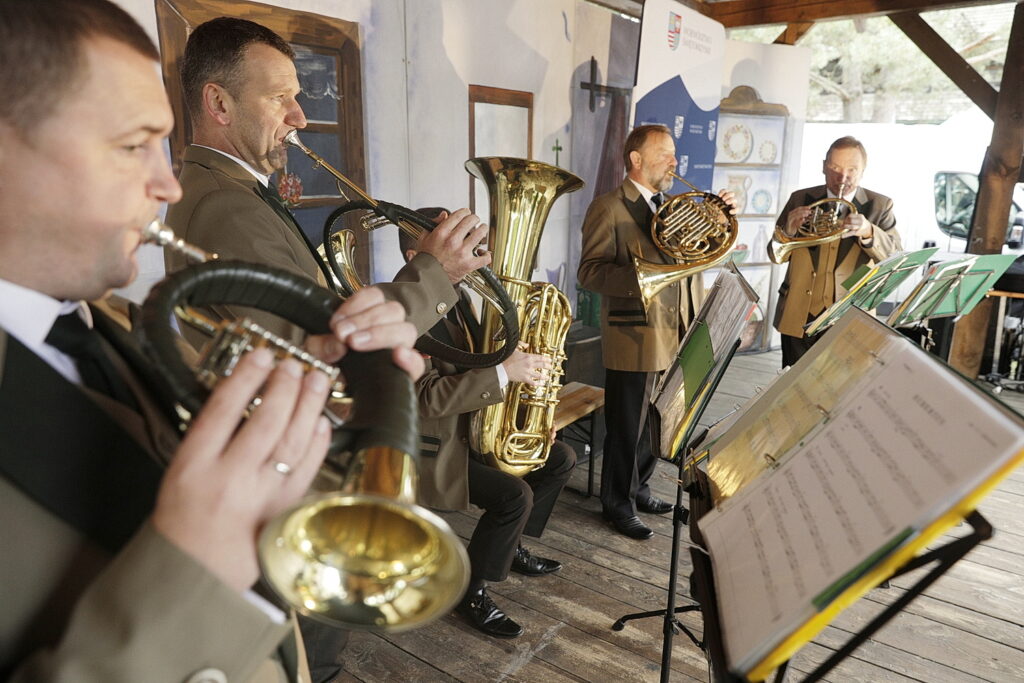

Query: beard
[266,143,289,172]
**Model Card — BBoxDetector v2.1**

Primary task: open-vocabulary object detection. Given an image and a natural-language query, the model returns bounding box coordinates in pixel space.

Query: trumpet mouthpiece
[141,220,216,263]
[283,130,308,153]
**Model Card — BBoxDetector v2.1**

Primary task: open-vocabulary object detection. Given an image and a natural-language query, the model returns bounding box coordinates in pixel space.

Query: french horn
[633,171,738,311]
[283,131,519,369]
[769,185,858,264]
[140,221,470,632]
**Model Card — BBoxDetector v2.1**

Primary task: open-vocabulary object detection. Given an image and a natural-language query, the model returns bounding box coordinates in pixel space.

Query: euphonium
[633,171,738,311]
[465,157,584,477]
[141,221,469,632]
[769,184,858,264]
[283,130,519,370]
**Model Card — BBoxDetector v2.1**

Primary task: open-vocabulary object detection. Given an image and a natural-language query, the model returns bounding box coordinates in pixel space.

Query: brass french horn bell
[770,184,858,264]
[633,171,738,312]
[141,221,470,632]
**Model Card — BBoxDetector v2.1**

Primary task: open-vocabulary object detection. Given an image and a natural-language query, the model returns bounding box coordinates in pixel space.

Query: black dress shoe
[511,545,562,576]
[455,587,524,638]
[637,496,673,515]
[604,514,654,540]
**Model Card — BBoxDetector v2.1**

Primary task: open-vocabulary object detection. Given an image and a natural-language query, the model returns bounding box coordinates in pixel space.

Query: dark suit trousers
[780,314,824,368]
[600,368,657,519]
[467,441,575,582]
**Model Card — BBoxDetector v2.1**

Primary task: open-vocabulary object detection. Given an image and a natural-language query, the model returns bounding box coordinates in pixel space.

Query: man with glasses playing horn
[0,1,421,680]
[578,124,737,541]
[770,136,901,368]
[166,17,490,349]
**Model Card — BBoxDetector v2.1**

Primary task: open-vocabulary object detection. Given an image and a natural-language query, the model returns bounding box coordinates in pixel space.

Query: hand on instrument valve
[715,188,740,215]
[502,345,553,388]
[303,286,425,380]
[153,348,332,592]
[842,212,874,243]
[784,206,813,237]
[416,208,491,284]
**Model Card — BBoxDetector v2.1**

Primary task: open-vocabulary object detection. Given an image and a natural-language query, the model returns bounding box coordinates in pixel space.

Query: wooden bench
[553,381,605,497]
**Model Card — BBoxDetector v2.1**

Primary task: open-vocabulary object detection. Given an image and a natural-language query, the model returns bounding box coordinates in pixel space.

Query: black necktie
[256,181,334,284]
[46,312,139,411]
[652,192,665,210]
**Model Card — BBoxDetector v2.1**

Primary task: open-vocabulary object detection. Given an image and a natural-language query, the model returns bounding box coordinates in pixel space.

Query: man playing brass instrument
[0,1,420,680]
[167,17,490,348]
[578,124,737,540]
[401,225,575,639]
[770,136,901,367]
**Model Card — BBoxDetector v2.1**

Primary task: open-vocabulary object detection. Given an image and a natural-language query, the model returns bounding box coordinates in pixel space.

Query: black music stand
[611,339,741,683]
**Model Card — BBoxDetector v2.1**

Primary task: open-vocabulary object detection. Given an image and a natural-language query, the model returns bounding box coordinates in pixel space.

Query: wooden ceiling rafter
[773,21,815,44]
[701,0,1017,29]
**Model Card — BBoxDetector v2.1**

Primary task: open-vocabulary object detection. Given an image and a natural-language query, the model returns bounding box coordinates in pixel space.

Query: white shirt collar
[0,278,90,382]
[194,144,271,187]
[628,177,661,213]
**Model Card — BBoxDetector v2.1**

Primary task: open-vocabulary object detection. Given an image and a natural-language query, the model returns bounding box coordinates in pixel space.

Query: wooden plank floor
[338,350,1024,682]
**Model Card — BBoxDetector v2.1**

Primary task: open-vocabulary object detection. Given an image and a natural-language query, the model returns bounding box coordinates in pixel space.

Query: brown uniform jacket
[414,304,503,511]
[770,185,901,337]
[165,145,456,346]
[0,308,300,682]
[577,180,705,372]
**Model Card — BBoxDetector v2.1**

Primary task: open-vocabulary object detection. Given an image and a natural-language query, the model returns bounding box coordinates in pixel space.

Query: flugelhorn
[632,171,737,311]
[140,221,470,632]
[769,184,858,263]
[283,130,519,370]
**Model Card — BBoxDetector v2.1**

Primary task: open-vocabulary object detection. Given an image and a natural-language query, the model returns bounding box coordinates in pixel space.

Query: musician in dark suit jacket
[578,124,736,540]
[401,227,574,639]
[166,17,491,349]
[0,3,420,680]
[770,136,902,367]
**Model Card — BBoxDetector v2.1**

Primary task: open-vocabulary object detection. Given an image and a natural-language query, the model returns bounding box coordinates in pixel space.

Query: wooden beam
[706,0,1016,29]
[949,1,1024,377]
[774,21,815,44]
[890,11,998,120]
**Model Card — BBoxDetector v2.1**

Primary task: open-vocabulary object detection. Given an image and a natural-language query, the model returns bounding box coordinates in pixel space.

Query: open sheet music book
[650,264,758,462]
[695,309,1024,678]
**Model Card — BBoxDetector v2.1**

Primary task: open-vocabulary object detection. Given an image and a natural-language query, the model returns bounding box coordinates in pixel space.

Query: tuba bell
[141,221,470,632]
[769,184,858,264]
[466,157,584,477]
[633,171,738,311]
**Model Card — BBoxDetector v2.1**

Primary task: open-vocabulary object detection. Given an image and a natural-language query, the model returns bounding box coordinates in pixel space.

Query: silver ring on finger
[272,461,293,476]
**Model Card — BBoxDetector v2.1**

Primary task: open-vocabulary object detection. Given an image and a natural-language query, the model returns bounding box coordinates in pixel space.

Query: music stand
[802,247,938,338]
[611,339,740,683]
[680,310,1024,682]
[886,253,1018,338]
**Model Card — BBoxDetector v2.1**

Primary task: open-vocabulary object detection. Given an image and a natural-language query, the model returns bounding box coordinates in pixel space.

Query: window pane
[293,45,340,124]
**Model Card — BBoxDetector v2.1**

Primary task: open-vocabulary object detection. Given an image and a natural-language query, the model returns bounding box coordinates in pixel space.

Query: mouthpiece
[283,130,310,154]
[141,220,217,263]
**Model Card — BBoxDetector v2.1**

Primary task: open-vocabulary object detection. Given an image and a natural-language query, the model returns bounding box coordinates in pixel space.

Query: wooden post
[948,2,1024,377]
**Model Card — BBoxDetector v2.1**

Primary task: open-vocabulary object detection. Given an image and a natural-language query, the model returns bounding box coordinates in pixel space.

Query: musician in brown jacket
[0,2,420,680]
[166,17,490,347]
[578,124,736,540]
[770,136,902,367]
[401,227,575,639]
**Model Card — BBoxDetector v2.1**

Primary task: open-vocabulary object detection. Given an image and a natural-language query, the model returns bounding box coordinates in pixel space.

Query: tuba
[466,157,584,477]
[633,172,738,311]
[283,131,519,370]
[769,184,858,263]
[141,221,469,632]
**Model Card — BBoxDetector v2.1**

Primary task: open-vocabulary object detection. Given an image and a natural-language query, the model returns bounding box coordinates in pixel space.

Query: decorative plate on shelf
[751,189,772,214]
[758,140,777,164]
[722,123,753,162]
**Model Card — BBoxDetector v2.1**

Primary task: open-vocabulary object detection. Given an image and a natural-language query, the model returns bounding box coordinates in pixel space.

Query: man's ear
[202,83,232,126]
[629,150,641,170]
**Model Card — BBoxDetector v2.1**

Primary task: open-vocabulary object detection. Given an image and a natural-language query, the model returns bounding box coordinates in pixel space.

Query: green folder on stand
[886,253,1018,327]
[804,247,938,337]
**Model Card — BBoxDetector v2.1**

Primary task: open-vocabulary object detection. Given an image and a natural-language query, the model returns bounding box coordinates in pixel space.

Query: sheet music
[706,313,895,502]
[698,319,1024,674]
